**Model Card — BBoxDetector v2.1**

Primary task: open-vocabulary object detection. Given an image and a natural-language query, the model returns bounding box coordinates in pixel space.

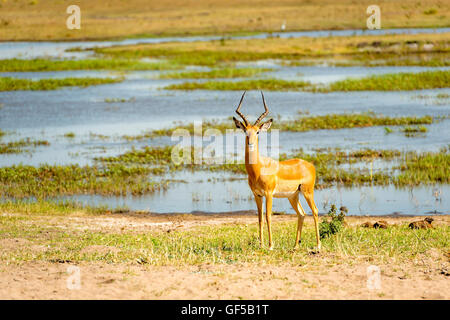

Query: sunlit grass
[0,59,180,72]
[0,164,168,198]
[97,33,450,67]
[166,71,450,91]
[0,77,123,91]
[0,138,49,154]
[0,214,448,266]
[121,113,434,137]
[160,67,272,79]
[318,70,450,92]
[95,144,449,187]
[165,79,311,90]
[1,0,449,41]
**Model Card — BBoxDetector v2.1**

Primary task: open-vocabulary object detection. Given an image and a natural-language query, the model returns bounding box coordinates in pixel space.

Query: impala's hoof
[268,244,274,251]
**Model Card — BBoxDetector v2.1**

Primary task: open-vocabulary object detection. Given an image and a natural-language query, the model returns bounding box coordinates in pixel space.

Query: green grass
[0,199,116,216]
[0,77,123,91]
[122,113,434,138]
[402,125,428,137]
[0,138,49,154]
[95,33,450,68]
[165,71,450,91]
[96,47,285,67]
[160,67,272,79]
[0,164,168,198]
[0,213,448,266]
[280,113,433,132]
[104,97,136,103]
[396,147,450,186]
[0,59,180,72]
[94,144,448,188]
[284,53,450,68]
[165,79,311,91]
[63,132,75,139]
[320,70,450,92]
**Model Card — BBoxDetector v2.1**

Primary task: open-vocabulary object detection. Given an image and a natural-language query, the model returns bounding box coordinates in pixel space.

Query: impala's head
[232,91,273,150]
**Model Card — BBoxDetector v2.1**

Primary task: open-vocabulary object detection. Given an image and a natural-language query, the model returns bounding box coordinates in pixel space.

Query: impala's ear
[233,117,246,131]
[259,119,273,131]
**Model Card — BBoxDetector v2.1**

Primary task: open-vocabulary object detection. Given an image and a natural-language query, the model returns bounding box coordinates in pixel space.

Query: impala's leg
[254,194,264,248]
[303,186,321,251]
[265,194,274,250]
[288,193,306,249]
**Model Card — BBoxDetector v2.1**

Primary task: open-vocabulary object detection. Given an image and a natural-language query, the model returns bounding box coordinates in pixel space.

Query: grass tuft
[0,77,123,91]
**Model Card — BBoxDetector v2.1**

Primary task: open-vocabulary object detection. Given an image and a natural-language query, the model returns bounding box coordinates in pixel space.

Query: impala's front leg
[265,194,274,250]
[254,194,264,248]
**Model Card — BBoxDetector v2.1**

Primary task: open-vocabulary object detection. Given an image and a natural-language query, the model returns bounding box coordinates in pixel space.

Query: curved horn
[254,91,269,125]
[235,91,249,125]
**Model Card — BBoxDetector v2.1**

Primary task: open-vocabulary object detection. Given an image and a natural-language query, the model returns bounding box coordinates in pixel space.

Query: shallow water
[0,76,449,167]
[58,170,449,215]
[1,27,449,59]
[1,32,449,215]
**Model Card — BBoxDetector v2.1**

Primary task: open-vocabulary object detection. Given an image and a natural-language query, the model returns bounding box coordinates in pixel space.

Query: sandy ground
[0,213,449,300]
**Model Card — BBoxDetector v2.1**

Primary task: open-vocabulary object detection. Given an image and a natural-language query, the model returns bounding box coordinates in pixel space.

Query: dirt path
[0,213,448,299]
[1,259,448,300]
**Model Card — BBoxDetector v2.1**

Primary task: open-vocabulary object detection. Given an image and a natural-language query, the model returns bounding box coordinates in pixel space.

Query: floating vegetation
[0,59,180,72]
[123,113,435,139]
[166,71,450,92]
[280,113,433,132]
[402,125,428,137]
[165,79,311,91]
[97,146,174,166]
[0,145,447,199]
[0,77,123,91]
[317,70,450,92]
[93,144,449,188]
[104,97,136,103]
[413,93,450,106]
[0,138,49,154]
[64,132,75,139]
[396,147,450,186]
[160,67,272,79]
[96,33,450,67]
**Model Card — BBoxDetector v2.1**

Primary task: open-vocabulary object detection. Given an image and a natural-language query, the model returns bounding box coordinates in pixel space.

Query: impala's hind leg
[303,186,321,251]
[288,193,306,249]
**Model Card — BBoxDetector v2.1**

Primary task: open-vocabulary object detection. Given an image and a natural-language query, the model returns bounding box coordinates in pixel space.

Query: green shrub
[319,204,347,239]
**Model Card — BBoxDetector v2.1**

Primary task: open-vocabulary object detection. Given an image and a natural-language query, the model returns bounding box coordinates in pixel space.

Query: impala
[232,91,321,251]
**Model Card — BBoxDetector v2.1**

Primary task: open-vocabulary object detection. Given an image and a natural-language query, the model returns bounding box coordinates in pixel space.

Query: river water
[1,28,449,215]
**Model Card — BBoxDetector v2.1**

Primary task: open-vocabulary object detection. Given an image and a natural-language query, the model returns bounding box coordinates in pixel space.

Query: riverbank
[0,212,448,299]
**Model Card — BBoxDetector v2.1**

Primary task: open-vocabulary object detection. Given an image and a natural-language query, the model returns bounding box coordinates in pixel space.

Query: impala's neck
[245,136,261,178]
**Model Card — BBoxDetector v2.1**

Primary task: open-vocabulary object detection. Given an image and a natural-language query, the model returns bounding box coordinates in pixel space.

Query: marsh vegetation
[0,77,122,91]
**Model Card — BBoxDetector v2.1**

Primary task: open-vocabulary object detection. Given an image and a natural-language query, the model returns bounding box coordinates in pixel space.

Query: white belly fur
[273,191,298,198]
[272,179,301,198]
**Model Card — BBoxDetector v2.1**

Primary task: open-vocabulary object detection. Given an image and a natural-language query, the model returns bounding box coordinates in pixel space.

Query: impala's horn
[254,91,269,125]
[235,91,249,125]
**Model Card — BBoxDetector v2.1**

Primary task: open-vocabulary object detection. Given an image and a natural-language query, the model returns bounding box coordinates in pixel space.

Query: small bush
[319,205,347,239]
